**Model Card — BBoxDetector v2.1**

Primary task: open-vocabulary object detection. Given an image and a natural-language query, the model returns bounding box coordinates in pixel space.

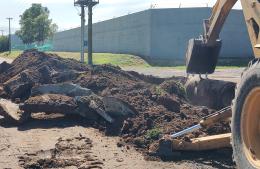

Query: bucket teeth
[186,38,222,74]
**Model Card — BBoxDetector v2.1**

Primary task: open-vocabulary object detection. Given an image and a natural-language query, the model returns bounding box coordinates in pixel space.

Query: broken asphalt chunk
[0,99,30,124]
[103,96,137,117]
[31,83,92,97]
[20,94,78,114]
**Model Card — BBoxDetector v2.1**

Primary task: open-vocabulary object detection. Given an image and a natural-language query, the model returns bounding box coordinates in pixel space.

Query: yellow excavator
[185,0,260,168]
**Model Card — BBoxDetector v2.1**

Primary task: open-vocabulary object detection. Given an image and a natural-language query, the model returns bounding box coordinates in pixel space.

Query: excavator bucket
[186,38,222,74]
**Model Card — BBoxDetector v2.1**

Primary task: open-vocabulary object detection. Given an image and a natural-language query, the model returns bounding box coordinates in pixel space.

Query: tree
[16,3,58,45]
[0,36,9,52]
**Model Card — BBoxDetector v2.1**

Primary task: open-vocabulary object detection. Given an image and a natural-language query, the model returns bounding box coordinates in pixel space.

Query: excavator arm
[183,1,260,168]
[241,0,260,57]
[187,0,260,74]
[203,0,237,46]
[186,0,237,74]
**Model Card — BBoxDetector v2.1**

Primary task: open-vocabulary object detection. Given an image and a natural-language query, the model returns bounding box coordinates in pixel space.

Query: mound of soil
[159,80,186,98]
[0,50,231,159]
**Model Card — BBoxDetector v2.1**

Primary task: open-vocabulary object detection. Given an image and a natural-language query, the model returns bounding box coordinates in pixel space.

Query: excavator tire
[232,60,260,169]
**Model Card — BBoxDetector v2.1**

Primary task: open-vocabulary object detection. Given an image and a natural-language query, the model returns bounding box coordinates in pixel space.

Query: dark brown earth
[21,94,78,114]
[18,136,104,169]
[0,50,233,168]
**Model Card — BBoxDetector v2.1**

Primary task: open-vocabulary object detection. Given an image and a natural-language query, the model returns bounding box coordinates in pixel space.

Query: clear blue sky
[0,0,242,35]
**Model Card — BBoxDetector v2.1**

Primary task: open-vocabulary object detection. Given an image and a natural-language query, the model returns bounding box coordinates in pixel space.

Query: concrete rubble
[2,83,134,123]
[31,83,92,97]
[0,99,30,123]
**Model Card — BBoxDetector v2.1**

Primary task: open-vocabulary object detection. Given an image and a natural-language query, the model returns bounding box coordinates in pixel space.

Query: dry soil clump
[19,136,103,169]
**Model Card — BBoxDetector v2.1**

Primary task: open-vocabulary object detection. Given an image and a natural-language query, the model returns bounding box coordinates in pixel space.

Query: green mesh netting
[12,41,53,52]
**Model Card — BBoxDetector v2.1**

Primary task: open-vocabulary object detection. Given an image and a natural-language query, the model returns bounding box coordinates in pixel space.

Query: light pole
[74,0,99,65]
[80,5,85,63]
[6,17,13,54]
[88,4,93,65]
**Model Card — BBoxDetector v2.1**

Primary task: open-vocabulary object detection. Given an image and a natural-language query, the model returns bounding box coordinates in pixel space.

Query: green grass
[0,50,244,69]
[145,128,162,140]
[51,52,150,67]
[168,65,242,70]
[0,51,22,60]
[0,51,150,67]
[216,66,242,69]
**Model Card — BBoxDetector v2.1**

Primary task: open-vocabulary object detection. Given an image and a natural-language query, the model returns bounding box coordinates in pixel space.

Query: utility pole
[88,4,93,65]
[80,6,85,63]
[74,0,99,65]
[6,17,13,54]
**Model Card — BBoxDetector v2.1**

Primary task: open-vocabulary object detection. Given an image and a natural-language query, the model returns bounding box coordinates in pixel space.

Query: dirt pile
[19,136,103,169]
[0,50,231,159]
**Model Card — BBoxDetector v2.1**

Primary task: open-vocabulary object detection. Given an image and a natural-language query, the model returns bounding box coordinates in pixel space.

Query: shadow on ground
[158,149,235,169]
[0,115,235,169]
[0,114,98,131]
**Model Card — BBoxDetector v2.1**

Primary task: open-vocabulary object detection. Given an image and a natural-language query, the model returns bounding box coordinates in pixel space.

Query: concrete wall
[220,9,252,58]
[53,8,253,65]
[52,28,81,52]
[93,10,152,57]
[54,10,152,57]
[149,8,253,64]
[150,8,211,64]
[11,34,23,48]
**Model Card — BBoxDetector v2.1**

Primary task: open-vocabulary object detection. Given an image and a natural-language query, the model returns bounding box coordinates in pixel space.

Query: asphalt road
[123,67,244,83]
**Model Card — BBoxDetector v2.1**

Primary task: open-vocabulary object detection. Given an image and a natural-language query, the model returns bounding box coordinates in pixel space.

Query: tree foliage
[0,36,9,52]
[16,4,58,44]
